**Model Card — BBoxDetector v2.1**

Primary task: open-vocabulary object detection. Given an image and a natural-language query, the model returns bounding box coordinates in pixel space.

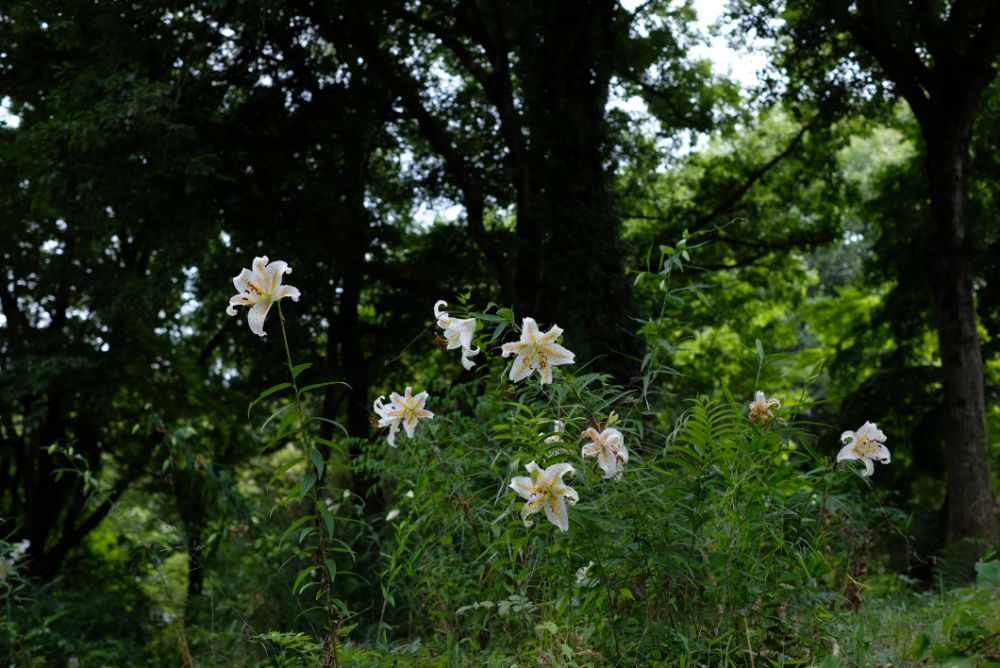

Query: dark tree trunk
[514,0,636,373]
[186,534,204,598]
[337,122,382,516]
[924,120,999,554]
[835,1,1000,559]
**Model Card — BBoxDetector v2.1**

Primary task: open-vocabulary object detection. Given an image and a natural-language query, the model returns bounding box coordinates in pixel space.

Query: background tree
[733,0,1000,556]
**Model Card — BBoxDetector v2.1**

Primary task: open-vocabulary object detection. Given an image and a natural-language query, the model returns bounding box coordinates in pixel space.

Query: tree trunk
[514,0,636,374]
[186,534,204,598]
[925,123,999,555]
[339,126,382,516]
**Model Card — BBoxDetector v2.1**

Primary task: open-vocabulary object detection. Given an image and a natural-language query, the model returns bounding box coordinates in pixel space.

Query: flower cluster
[747,391,891,477]
[224,257,894,542]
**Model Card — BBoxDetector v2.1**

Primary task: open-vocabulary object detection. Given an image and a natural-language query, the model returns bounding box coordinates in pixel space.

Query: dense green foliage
[2,0,1000,665]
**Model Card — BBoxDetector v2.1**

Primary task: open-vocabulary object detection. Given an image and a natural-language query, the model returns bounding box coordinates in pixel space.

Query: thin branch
[689,116,821,233]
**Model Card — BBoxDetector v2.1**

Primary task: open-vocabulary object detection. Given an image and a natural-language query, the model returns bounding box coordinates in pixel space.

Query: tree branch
[353,15,515,299]
[839,3,933,122]
[689,116,821,233]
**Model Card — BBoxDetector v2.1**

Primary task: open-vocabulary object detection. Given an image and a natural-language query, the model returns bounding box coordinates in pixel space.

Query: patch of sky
[1,97,21,129]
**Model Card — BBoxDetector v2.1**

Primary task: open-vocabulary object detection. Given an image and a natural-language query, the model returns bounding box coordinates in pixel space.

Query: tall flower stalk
[276,301,341,668]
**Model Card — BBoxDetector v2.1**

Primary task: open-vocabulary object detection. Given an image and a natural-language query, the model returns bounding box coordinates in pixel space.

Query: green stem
[277,301,340,668]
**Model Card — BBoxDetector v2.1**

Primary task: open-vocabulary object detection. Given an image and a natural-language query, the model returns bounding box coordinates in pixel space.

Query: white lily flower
[748,391,780,423]
[544,419,565,444]
[500,317,575,384]
[581,427,629,480]
[434,301,477,349]
[373,387,434,447]
[10,539,30,562]
[434,300,480,369]
[576,560,595,584]
[509,461,579,532]
[226,255,301,337]
[837,421,890,477]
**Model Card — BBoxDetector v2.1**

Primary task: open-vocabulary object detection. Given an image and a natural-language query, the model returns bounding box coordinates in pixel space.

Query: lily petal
[247,301,272,337]
[461,346,480,370]
[540,342,575,365]
[276,285,300,301]
[386,421,400,447]
[836,444,860,462]
[862,458,875,477]
[544,493,569,532]
[509,353,535,382]
[509,476,536,500]
[522,317,541,343]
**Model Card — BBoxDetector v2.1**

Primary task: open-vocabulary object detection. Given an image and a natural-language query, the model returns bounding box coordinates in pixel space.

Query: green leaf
[308,447,325,479]
[319,505,335,537]
[280,515,314,547]
[975,559,1000,589]
[290,362,312,378]
[325,558,337,582]
[496,307,514,321]
[309,417,349,437]
[314,437,343,453]
[292,565,315,595]
[267,458,301,488]
[473,313,507,323]
[489,321,510,343]
[275,408,299,438]
[300,471,317,500]
[260,403,293,432]
[300,380,350,395]
[248,383,293,417]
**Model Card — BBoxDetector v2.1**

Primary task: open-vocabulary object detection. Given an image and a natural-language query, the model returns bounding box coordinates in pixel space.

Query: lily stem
[277,301,340,668]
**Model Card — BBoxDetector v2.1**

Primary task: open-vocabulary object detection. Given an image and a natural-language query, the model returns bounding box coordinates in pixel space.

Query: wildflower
[544,419,565,444]
[0,539,29,582]
[748,391,780,422]
[404,489,415,499]
[509,461,579,532]
[373,387,433,447]
[226,256,301,336]
[500,317,575,384]
[837,421,890,477]
[581,427,629,480]
[434,300,480,369]
[9,539,29,562]
[576,560,595,584]
[386,508,401,522]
